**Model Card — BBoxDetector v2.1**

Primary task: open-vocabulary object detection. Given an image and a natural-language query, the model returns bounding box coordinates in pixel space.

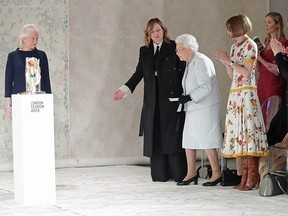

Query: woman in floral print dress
[215,14,269,191]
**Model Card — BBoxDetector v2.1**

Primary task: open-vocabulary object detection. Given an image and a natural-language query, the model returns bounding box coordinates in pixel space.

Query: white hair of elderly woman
[175,34,199,53]
[19,24,39,48]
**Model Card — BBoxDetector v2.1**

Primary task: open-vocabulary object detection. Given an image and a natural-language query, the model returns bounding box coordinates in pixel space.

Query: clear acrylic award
[22,57,45,94]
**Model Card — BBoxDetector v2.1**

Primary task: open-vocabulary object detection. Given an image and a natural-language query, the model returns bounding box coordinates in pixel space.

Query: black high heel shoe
[177,175,198,186]
[202,176,222,186]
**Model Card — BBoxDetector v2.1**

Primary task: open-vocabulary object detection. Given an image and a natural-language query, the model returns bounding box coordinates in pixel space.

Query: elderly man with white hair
[175,34,222,186]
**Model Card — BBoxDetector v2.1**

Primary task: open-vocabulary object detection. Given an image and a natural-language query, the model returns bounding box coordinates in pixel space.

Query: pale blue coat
[181,52,222,149]
[182,52,221,111]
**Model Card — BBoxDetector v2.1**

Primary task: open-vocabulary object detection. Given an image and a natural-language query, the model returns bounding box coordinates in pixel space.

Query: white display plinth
[12,94,56,205]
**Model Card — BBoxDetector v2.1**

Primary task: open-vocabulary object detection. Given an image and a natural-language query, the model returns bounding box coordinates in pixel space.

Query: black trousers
[150,77,187,182]
[150,150,187,182]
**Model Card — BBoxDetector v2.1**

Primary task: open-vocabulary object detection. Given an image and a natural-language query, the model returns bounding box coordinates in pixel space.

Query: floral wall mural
[0,0,69,170]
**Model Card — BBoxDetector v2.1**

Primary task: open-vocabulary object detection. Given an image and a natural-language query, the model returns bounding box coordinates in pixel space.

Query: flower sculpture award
[24,57,45,94]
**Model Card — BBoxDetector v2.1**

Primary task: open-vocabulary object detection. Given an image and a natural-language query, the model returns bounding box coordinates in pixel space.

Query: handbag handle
[275,176,288,195]
[221,158,228,171]
[272,171,288,195]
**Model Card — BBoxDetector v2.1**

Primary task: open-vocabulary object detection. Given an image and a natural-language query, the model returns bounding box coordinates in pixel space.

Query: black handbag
[221,158,241,186]
[196,164,212,179]
[221,168,241,186]
[259,171,288,196]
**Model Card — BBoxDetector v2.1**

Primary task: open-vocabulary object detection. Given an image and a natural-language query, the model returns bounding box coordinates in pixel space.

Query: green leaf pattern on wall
[0,0,69,167]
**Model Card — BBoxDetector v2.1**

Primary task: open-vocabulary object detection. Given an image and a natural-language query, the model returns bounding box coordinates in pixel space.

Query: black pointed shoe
[202,177,222,186]
[177,175,198,186]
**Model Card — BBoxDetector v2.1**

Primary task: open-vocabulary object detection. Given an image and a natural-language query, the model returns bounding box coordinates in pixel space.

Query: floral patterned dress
[222,38,269,158]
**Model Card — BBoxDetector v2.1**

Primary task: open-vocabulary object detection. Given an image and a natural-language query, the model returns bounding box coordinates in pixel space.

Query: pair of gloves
[178,95,191,104]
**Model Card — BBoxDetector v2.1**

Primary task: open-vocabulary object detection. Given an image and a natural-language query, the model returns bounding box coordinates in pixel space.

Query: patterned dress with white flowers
[222,38,269,158]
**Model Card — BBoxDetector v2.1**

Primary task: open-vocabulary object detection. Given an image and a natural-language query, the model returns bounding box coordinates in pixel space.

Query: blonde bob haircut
[226,14,252,38]
[19,24,39,48]
[144,18,170,47]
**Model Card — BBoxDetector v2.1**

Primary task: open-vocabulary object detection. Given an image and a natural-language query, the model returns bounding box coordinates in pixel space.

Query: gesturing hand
[179,95,192,104]
[113,89,124,101]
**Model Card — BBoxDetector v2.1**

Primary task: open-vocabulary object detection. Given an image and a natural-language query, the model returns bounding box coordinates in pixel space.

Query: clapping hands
[270,36,284,56]
[214,50,230,66]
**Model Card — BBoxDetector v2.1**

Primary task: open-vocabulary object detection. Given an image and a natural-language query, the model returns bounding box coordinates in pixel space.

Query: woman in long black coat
[114,18,186,182]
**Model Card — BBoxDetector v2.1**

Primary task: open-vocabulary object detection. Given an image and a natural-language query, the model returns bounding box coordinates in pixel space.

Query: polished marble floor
[0,164,287,216]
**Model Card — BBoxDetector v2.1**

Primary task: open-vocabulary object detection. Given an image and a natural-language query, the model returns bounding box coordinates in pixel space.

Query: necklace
[236,36,248,47]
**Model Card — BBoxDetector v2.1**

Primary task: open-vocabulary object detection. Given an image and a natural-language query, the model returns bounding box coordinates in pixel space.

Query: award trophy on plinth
[21,57,45,95]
